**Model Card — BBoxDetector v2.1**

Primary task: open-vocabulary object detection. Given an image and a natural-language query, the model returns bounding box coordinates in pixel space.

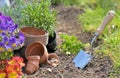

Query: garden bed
[24,5,113,78]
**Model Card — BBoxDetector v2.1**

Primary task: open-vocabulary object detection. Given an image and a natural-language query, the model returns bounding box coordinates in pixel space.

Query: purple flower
[0,42,5,52]
[9,37,17,44]
[0,12,2,16]
[2,36,8,44]
[0,42,4,47]
[5,44,12,52]
[0,32,7,40]
[0,18,8,31]
[6,16,13,26]
[0,12,25,52]
[18,32,25,44]
[1,32,6,36]
[8,24,18,33]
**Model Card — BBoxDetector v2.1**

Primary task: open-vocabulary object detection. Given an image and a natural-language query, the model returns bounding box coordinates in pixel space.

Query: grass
[51,0,95,7]
[79,6,106,32]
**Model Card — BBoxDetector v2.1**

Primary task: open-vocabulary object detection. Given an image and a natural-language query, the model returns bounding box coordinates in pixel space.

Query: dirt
[24,5,113,78]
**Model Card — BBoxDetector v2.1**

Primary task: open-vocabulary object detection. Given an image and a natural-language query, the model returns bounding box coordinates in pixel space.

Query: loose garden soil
[24,5,113,78]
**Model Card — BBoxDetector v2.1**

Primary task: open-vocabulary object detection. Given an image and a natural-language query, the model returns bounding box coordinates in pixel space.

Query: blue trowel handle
[96,10,115,35]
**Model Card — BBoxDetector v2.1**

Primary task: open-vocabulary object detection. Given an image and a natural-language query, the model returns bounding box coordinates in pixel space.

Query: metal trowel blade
[73,50,93,69]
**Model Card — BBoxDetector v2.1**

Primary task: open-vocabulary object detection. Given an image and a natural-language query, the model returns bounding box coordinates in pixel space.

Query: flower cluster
[0,56,25,78]
[0,12,25,53]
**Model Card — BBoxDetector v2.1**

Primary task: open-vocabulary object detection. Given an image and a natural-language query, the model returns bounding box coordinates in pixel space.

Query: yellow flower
[8,60,15,65]
[12,43,16,48]
[0,72,6,78]
[0,47,5,52]
[7,48,12,52]
[0,30,2,33]
[8,72,18,78]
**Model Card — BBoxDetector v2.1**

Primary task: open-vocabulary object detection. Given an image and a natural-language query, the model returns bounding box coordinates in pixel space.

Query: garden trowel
[73,10,115,69]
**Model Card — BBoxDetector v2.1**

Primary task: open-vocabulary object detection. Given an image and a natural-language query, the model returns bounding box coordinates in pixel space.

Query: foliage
[51,0,62,5]
[0,0,27,27]
[59,34,84,55]
[21,0,56,36]
[100,30,120,76]
[0,56,25,78]
[51,0,96,8]
[96,0,115,11]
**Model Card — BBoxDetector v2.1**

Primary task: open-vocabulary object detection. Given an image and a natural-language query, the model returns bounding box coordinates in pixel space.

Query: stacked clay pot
[26,56,40,74]
[25,41,48,64]
[25,41,59,74]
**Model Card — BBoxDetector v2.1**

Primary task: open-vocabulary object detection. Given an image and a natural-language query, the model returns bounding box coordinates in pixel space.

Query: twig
[57,69,64,78]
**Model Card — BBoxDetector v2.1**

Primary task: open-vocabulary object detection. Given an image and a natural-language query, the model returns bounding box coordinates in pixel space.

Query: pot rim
[20,27,48,37]
[27,55,40,61]
[25,41,48,61]
[47,53,59,65]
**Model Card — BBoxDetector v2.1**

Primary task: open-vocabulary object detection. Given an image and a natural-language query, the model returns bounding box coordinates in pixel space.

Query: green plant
[51,0,62,5]
[96,0,115,11]
[21,0,56,36]
[51,0,94,7]
[100,30,120,75]
[59,34,84,55]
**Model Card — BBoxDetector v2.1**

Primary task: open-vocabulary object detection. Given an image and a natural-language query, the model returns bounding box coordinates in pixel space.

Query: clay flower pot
[20,27,48,46]
[47,53,59,67]
[25,41,48,64]
[26,55,40,74]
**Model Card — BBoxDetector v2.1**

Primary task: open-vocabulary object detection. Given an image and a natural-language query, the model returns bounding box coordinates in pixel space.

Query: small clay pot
[47,53,59,67]
[25,41,48,64]
[26,55,40,74]
[26,61,39,74]
[20,27,48,46]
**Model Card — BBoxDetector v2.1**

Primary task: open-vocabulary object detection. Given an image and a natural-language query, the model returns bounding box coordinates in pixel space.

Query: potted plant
[21,0,57,52]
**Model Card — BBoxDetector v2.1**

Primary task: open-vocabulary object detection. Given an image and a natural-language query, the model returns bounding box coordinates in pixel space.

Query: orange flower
[10,56,25,67]
[0,56,25,78]
[6,65,14,73]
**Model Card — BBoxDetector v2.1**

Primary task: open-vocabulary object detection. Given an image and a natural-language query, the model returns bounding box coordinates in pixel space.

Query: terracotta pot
[20,27,48,46]
[28,55,40,61]
[26,61,39,74]
[47,53,59,67]
[26,55,40,74]
[25,41,48,64]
